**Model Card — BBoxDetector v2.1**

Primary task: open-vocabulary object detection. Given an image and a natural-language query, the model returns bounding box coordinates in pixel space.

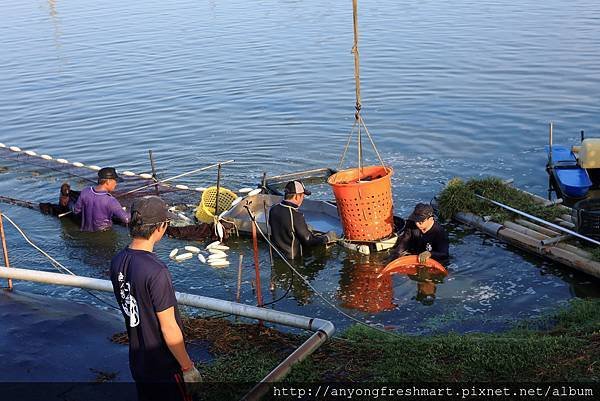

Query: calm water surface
[1,0,599,334]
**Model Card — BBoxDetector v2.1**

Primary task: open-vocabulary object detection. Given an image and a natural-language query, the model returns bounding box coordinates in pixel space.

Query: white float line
[3,143,205,192]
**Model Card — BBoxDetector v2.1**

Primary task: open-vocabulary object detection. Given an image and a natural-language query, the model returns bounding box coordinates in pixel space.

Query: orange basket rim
[328,165,393,186]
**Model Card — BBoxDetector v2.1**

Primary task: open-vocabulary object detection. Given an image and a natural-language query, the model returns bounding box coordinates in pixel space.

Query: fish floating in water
[247,188,262,197]
[169,248,179,258]
[198,254,206,264]
[208,259,229,267]
[175,252,193,261]
[184,245,200,253]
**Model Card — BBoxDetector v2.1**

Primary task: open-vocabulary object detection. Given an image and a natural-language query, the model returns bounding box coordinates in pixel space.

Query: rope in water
[1,213,120,311]
[247,210,402,338]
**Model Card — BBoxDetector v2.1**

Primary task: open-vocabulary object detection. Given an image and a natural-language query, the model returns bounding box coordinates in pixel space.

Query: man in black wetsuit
[268,180,337,260]
[392,203,449,264]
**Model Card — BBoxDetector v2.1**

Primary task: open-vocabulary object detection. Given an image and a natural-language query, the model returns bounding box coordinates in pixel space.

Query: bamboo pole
[0,211,12,290]
[514,218,561,237]
[454,211,600,279]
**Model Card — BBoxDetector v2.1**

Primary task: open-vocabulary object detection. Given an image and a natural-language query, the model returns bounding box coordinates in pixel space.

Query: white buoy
[195,187,207,192]
[41,154,52,160]
[206,240,221,250]
[72,162,84,167]
[175,184,189,190]
[122,171,136,176]
[247,188,262,197]
[198,254,206,264]
[0,143,5,148]
[238,187,253,193]
[140,173,153,179]
[175,252,193,261]
[25,150,37,156]
[88,165,101,171]
[56,158,69,164]
[9,146,21,152]
[169,248,179,258]
[184,245,201,253]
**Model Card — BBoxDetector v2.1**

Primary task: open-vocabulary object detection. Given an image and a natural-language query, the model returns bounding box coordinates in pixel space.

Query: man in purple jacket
[72,167,130,231]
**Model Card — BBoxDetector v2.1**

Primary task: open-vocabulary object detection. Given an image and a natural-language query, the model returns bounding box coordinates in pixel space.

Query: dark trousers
[136,372,192,401]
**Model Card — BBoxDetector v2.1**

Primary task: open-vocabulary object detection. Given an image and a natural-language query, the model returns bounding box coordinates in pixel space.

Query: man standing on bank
[110,196,201,401]
[72,167,130,231]
[392,203,449,264]
[268,180,338,260]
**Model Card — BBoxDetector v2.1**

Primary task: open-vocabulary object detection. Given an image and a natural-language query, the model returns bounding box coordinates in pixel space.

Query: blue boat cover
[546,145,577,164]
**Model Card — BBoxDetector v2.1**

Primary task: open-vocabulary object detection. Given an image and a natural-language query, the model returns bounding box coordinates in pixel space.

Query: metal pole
[351,0,362,112]
[548,122,553,167]
[148,150,160,196]
[475,194,600,246]
[0,266,335,395]
[0,211,12,290]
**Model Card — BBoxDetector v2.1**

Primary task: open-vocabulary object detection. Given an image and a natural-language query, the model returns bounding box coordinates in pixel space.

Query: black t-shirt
[110,247,183,381]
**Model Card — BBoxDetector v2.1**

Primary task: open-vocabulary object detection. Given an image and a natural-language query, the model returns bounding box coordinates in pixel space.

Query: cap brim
[407,213,421,222]
[303,189,311,196]
[116,176,124,183]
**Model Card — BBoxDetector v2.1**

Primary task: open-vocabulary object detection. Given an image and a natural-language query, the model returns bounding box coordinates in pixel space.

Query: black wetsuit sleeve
[292,210,328,247]
[430,228,449,262]
[391,229,415,258]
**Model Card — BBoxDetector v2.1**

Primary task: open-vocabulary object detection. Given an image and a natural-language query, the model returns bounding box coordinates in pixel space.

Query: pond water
[1,0,599,334]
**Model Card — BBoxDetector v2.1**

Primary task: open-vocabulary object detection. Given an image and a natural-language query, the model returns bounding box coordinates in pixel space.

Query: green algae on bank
[436,177,565,223]
[110,298,599,398]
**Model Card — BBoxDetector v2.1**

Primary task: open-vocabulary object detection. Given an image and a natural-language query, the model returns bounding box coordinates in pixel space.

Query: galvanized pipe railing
[0,266,335,400]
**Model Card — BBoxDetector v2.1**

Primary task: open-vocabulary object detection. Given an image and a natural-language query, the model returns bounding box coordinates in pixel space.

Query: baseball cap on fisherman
[131,196,170,225]
[98,167,123,182]
[407,203,434,222]
[284,180,311,196]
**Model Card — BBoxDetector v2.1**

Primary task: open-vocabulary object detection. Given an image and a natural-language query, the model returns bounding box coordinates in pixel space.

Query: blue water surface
[0,0,599,334]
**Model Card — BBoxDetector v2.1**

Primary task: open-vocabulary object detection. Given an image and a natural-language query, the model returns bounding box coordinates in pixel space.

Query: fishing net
[0,146,201,208]
[0,145,227,240]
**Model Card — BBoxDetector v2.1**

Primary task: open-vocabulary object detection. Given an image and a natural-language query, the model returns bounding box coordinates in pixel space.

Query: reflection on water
[338,259,449,312]
[270,251,328,306]
[338,262,395,313]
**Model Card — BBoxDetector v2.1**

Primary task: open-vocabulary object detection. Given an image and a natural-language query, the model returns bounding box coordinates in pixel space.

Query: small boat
[546,144,592,200]
[545,123,597,203]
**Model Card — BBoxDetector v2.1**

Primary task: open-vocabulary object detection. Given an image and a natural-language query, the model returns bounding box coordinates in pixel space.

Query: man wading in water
[110,196,201,401]
[72,167,130,231]
[392,203,449,264]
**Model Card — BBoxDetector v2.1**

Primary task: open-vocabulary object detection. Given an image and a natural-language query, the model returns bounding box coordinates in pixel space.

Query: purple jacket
[73,186,130,232]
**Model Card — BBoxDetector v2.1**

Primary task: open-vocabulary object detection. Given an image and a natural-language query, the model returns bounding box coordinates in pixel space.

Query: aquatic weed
[437,177,564,223]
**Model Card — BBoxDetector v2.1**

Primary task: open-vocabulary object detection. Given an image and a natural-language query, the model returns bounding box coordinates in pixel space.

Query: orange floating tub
[379,255,447,277]
[328,165,394,241]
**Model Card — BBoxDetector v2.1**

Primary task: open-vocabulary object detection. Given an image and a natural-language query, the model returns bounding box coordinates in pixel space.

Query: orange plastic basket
[328,165,394,241]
